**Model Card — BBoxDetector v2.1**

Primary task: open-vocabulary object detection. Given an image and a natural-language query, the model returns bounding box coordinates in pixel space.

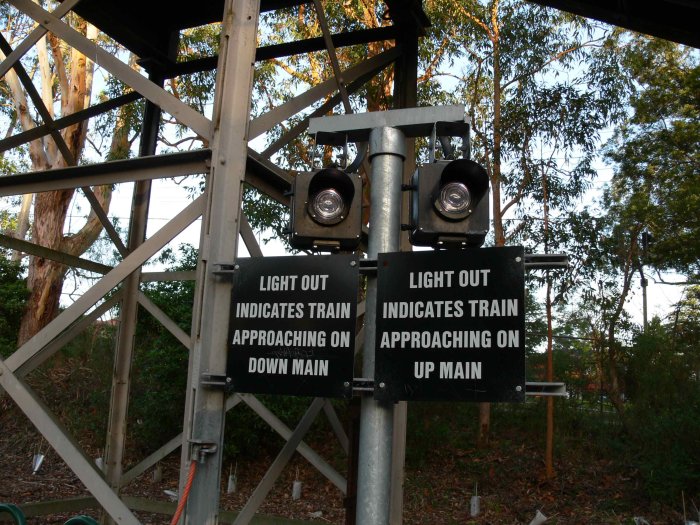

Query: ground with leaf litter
[0,396,690,524]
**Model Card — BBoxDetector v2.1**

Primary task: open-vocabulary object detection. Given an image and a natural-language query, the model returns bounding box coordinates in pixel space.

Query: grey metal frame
[0,1,423,523]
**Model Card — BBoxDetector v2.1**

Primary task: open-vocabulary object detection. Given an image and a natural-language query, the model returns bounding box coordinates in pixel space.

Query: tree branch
[456,4,493,40]
[418,32,455,84]
[49,33,69,106]
[654,270,692,286]
[502,37,605,91]
[0,48,50,169]
[271,58,314,86]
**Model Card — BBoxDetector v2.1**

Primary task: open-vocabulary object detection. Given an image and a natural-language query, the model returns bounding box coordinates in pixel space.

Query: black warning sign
[226,254,358,398]
[374,247,525,402]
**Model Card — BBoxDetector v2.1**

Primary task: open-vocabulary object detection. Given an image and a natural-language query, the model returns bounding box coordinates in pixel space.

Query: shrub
[0,255,28,358]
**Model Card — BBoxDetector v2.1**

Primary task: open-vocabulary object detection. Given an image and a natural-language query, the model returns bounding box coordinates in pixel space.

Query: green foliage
[605,37,700,279]
[624,308,700,500]
[242,184,292,249]
[175,24,220,116]
[406,402,480,465]
[0,255,27,357]
[223,395,319,458]
[127,245,197,452]
[426,1,629,250]
[54,323,116,442]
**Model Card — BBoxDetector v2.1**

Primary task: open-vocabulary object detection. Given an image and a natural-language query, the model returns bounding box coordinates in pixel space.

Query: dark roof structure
[63,0,699,67]
[60,0,430,74]
[528,0,700,49]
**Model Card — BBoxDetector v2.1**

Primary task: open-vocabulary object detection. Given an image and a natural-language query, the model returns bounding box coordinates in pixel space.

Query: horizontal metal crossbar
[0,150,211,197]
[524,253,569,270]
[525,382,568,397]
[310,105,469,143]
[0,92,142,154]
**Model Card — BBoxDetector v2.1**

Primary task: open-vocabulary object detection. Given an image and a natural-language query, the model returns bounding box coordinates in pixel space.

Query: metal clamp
[311,132,353,172]
[358,258,377,275]
[189,440,218,462]
[200,373,230,390]
[212,262,239,279]
[525,382,568,397]
[524,253,569,270]
[352,378,375,393]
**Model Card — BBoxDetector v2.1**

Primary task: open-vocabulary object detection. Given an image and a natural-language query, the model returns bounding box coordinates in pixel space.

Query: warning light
[409,159,489,248]
[290,167,362,251]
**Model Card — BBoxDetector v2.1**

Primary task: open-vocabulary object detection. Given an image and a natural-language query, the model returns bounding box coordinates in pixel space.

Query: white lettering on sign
[300,274,329,291]
[382,300,463,319]
[232,329,326,347]
[458,269,490,287]
[439,361,482,379]
[292,359,329,376]
[248,357,289,374]
[496,330,519,348]
[467,299,518,317]
[330,331,351,347]
[412,361,484,380]
[408,269,492,288]
[308,302,351,319]
[236,302,304,319]
[379,330,492,349]
[259,274,298,291]
[257,274,330,292]
[409,270,454,288]
[414,361,435,378]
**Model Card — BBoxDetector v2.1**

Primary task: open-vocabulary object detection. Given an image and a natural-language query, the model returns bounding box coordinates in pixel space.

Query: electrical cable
[169,460,197,525]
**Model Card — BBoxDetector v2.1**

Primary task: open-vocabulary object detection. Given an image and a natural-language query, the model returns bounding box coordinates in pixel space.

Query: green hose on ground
[64,517,100,525]
[0,504,26,525]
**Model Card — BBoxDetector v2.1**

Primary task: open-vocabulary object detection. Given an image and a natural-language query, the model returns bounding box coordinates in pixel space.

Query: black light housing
[290,167,362,251]
[409,159,490,248]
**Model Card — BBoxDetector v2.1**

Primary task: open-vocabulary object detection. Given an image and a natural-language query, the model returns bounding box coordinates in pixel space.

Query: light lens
[310,188,346,225]
[437,182,471,217]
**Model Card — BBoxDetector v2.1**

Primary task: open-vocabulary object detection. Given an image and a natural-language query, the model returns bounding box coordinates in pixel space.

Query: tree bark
[10,21,113,346]
[11,194,33,263]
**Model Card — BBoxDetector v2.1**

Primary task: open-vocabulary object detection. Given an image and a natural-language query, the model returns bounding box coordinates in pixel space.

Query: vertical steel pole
[390,25,419,525]
[356,126,405,525]
[180,1,259,524]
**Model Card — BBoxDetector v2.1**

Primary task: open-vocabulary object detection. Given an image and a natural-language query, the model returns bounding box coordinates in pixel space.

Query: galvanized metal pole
[390,25,418,525]
[356,126,405,525]
[180,1,259,523]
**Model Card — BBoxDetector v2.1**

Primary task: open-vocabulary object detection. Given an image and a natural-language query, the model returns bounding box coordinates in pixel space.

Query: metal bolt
[234,264,240,270]
[350,261,357,267]
[344,381,350,387]
[226,377,232,383]
[515,385,522,392]
[515,257,522,263]
[379,382,386,388]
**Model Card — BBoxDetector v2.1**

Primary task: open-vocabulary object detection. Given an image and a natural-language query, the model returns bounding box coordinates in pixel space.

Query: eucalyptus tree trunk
[3,20,116,346]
